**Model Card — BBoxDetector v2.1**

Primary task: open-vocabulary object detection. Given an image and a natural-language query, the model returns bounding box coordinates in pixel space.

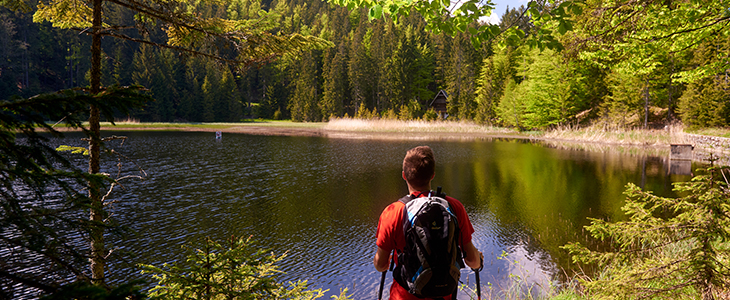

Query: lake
[50,131,695,299]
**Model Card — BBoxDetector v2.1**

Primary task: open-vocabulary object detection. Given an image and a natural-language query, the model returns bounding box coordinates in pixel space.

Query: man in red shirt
[374,146,483,300]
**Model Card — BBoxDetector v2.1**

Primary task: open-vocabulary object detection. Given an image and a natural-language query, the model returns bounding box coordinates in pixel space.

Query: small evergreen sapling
[139,235,349,300]
[563,167,730,300]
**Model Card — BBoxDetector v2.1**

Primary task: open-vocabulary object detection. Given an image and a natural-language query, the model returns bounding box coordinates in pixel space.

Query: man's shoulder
[380,199,406,217]
[444,195,465,208]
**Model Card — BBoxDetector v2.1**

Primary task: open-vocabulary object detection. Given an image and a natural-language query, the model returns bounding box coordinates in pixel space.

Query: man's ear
[430,173,435,180]
[402,171,407,181]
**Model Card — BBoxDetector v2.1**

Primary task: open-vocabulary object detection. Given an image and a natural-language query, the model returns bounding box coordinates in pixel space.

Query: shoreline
[54,120,729,165]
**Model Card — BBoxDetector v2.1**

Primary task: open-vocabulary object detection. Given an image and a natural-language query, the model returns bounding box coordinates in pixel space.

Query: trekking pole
[472,256,484,300]
[378,254,395,300]
[378,270,386,300]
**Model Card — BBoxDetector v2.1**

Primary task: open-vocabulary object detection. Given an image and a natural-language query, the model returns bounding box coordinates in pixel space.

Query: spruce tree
[564,167,730,300]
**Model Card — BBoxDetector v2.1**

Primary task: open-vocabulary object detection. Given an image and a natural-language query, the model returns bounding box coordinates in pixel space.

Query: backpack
[393,188,464,299]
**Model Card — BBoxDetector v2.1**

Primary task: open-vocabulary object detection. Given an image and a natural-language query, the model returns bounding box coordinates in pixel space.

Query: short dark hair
[402,146,435,187]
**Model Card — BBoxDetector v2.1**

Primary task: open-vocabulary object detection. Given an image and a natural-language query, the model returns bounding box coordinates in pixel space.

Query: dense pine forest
[1,0,729,129]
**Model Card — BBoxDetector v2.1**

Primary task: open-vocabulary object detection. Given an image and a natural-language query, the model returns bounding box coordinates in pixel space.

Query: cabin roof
[429,90,448,107]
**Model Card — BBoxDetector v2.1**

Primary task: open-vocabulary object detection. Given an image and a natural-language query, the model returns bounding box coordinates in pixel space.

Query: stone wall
[683,133,730,166]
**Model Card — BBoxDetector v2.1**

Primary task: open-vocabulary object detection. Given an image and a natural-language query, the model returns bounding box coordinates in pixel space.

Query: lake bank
[59,119,729,165]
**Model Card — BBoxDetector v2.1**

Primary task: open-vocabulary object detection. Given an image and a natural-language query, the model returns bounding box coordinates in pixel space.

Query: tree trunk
[89,0,105,286]
[644,78,649,129]
[667,58,674,122]
[22,21,29,89]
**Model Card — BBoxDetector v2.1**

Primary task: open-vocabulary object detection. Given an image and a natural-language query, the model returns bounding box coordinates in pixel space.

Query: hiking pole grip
[378,253,395,300]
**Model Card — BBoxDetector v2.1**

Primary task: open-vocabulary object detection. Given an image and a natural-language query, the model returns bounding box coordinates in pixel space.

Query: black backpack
[393,188,464,299]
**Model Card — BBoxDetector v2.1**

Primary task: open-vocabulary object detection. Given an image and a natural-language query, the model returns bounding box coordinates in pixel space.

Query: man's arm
[462,241,483,270]
[374,246,391,272]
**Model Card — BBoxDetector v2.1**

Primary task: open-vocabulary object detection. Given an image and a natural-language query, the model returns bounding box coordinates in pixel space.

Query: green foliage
[321,44,348,120]
[382,108,398,120]
[573,0,730,83]
[328,0,573,50]
[0,87,148,297]
[40,280,145,300]
[289,52,321,122]
[676,36,730,128]
[677,76,730,129]
[7,0,730,130]
[56,145,90,155]
[599,68,644,128]
[422,108,439,121]
[355,102,377,119]
[514,47,585,128]
[563,167,730,299]
[496,78,525,129]
[139,236,333,300]
[445,32,478,120]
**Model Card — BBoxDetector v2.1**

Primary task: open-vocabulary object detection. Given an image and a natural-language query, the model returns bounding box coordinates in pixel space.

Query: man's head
[402,146,435,188]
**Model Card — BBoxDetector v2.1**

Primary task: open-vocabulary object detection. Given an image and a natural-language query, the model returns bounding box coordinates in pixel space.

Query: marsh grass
[325,118,517,134]
[544,124,688,146]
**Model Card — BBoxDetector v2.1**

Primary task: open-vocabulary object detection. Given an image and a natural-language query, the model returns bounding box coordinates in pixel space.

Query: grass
[685,127,730,138]
[51,118,729,152]
[325,117,519,134]
[542,123,689,146]
[53,119,328,130]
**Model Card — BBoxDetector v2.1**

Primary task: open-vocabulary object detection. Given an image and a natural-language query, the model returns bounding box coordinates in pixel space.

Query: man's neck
[408,185,431,195]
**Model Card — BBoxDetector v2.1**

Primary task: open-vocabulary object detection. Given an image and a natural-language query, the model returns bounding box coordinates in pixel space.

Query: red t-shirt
[376,192,475,300]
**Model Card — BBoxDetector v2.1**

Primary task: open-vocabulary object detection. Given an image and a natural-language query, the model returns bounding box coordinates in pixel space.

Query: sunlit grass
[58,120,329,130]
[325,117,518,134]
[543,123,688,146]
[685,127,730,138]
[49,119,728,152]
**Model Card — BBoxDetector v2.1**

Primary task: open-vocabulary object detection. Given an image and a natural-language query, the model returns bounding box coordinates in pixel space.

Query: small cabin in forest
[429,90,448,117]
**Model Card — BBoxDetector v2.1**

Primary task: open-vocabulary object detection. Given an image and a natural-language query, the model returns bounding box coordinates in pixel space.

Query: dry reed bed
[325,118,516,134]
[543,125,689,146]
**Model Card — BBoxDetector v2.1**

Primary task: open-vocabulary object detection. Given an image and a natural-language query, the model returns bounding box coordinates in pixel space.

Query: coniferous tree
[496,78,525,129]
[321,43,348,120]
[289,52,320,122]
[677,37,730,128]
[601,67,644,128]
[201,64,221,122]
[218,68,241,122]
[0,11,21,98]
[564,167,730,300]
[517,47,586,128]
[347,11,373,115]
[150,49,179,121]
[445,33,478,120]
[474,43,522,124]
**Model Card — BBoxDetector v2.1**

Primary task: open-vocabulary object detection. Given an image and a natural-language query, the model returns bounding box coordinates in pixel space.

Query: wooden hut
[429,90,448,117]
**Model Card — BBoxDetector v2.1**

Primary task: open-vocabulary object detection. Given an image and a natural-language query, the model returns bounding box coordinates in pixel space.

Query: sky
[485,0,529,24]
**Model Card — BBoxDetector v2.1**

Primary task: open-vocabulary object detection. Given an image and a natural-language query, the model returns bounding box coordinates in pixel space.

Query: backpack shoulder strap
[398,194,414,205]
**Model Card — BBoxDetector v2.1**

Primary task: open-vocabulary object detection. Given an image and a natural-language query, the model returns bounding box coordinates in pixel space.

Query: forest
[1,0,728,129]
[2,1,730,299]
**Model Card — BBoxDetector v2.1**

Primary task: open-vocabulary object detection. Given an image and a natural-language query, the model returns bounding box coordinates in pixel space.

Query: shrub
[422,108,439,121]
[563,167,730,300]
[139,236,341,300]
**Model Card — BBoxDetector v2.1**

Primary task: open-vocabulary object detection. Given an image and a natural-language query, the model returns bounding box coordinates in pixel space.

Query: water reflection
[44,132,695,299]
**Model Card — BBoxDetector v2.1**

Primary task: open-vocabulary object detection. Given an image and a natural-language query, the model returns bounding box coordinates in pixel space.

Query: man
[374,145,483,300]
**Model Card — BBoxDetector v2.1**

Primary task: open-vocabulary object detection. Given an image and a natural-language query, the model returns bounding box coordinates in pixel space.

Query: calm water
[51,131,694,299]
